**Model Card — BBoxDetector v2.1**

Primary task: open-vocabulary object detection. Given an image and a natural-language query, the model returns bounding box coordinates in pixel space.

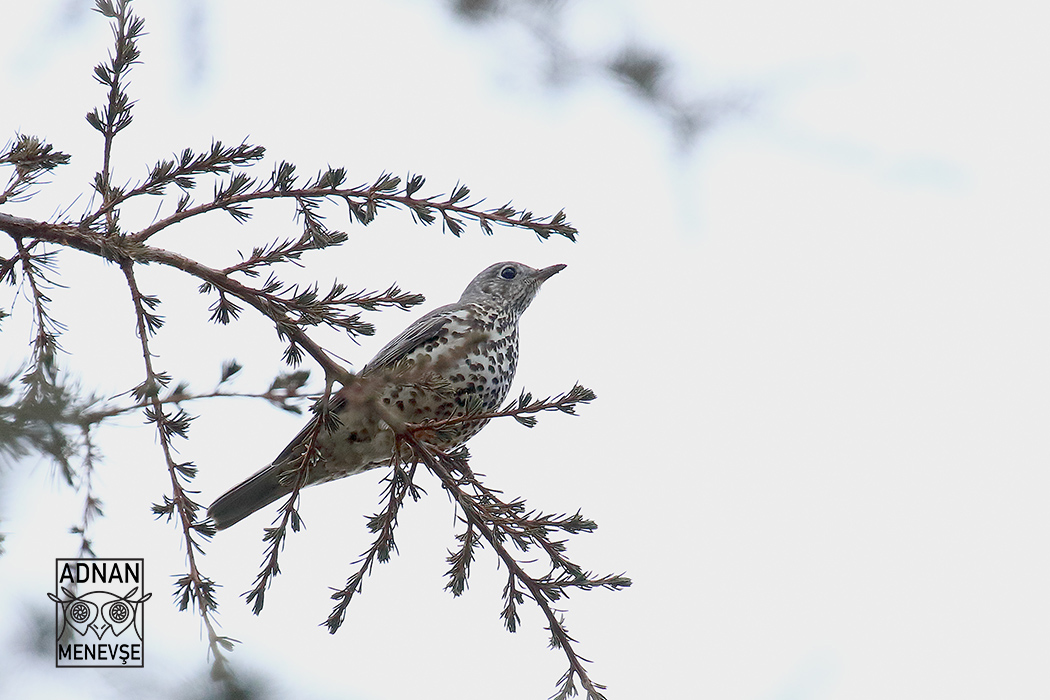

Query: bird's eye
[500,266,517,280]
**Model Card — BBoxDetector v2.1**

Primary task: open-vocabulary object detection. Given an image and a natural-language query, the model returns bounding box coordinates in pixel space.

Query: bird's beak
[537,263,567,282]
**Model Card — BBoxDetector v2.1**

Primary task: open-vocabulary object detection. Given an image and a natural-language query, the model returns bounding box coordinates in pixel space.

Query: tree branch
[325,453,420,633]
[243,380,336,615]
[128,178,577,243]
[0,214,352,384]
[121,259,235,679]
[402,434,616,700]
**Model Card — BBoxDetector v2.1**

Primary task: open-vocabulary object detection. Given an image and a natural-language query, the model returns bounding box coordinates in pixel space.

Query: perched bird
[208,261,566,530]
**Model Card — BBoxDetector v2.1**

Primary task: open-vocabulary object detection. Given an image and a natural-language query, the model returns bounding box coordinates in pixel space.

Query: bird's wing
[360,304,456,374]
[266,306,456,469]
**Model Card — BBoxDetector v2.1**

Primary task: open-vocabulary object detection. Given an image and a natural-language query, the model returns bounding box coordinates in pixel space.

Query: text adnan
[59,561,141,585]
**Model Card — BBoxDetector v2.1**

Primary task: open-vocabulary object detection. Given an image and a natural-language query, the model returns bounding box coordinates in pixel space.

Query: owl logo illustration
[48,587,152,641]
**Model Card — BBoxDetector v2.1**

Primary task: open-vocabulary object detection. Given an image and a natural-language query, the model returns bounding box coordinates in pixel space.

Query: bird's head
[459,262,566,318]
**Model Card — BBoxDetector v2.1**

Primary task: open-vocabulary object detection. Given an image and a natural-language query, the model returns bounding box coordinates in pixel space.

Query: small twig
[244,379,336,614]
[13,237,57,369]
[324,448,419,633]
[129,181,577,243]
[401,433,611,700]
[121,259,235,679]
[0,134,72,205]
[416,384,596,433]
[85,0,144,234]
[84,386,311,423]
[80,140,265,231]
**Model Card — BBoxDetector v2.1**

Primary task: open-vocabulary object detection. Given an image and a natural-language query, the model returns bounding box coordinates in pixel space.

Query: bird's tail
[208,463,294,531]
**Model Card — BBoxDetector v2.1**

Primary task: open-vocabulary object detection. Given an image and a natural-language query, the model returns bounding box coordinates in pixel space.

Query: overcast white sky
[1,1,1049,699]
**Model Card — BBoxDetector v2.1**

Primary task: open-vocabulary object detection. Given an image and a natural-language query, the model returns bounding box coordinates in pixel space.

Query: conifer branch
[0,218,353,383]
[86,0,145,235]
[325,453,421,632]
[419,383,597,432]
[243,383,336,616]
[11,236,65,405]
[0,134,71,205]
[86,384,313,422]
[127,173,578,243]
[121,260,235,679]
[399,434,626,700]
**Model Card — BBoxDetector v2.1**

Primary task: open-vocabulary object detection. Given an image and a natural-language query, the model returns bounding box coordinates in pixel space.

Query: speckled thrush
[208,261,565,530]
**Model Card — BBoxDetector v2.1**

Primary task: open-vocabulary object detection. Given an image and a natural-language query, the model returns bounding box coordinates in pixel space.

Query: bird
[207,261,566,530]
